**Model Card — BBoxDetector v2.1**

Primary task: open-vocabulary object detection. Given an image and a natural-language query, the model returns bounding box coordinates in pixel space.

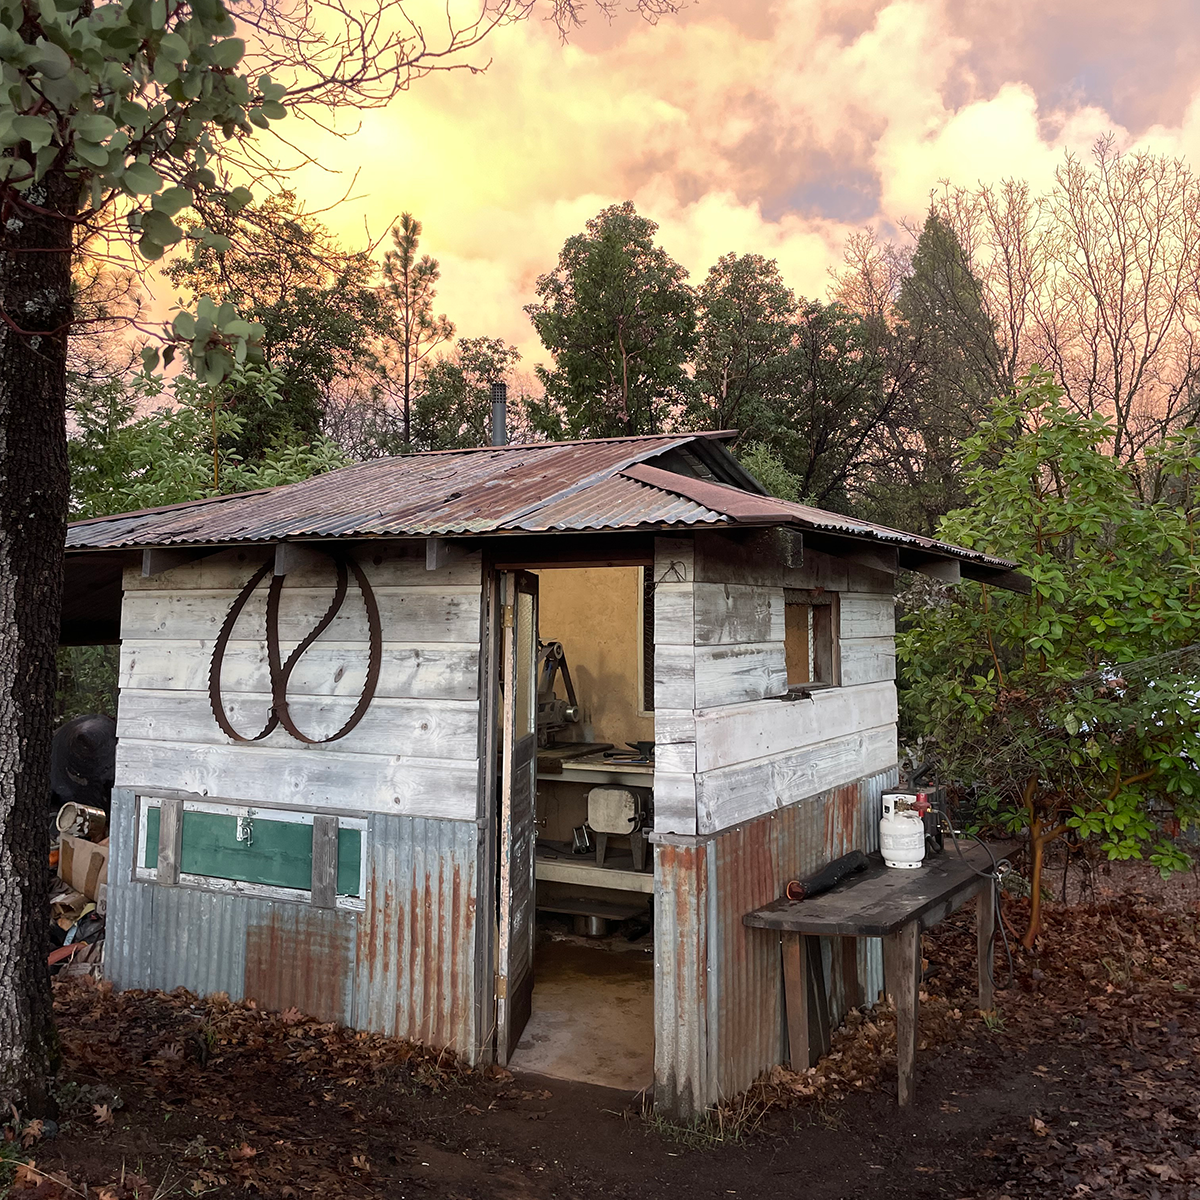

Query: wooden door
[496,570,538,1062]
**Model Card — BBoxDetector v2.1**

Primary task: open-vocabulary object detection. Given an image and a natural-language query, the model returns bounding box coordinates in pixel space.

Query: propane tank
[880,791,926,869]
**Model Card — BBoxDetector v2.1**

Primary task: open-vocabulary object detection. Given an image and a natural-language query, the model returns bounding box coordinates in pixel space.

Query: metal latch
[236,816,253,846]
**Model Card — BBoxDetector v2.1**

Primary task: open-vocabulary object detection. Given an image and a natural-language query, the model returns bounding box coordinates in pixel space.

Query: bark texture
[0,166,74,1114]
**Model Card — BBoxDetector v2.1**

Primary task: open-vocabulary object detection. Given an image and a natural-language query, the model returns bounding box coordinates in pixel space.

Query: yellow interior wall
[535,566,653,749]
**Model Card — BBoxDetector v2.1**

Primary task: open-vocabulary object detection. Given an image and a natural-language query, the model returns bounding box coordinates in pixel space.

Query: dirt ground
[6,860,1200,1200]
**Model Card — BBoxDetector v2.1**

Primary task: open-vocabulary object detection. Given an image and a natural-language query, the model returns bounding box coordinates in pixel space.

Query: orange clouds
[254,0,1200,366]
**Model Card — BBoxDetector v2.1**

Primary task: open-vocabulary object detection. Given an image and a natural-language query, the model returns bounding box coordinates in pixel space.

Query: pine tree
[379,214,455,449]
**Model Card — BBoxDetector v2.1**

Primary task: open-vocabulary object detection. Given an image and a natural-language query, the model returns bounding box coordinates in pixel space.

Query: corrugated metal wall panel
[105,794,484,1061]
[654,842,709,1116]
[655,767,896,1112]
[106,788,153,990]
[355,814,482,1059]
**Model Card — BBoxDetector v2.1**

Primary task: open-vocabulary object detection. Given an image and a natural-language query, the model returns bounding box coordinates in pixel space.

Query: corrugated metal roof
[622,463,1019,573]
[67,435,712,548]
[65,432,1020,579]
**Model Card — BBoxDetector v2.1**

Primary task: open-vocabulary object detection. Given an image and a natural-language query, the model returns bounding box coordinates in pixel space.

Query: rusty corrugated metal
[65,434,1020,583]
[623,463,1019,572]
[68,435,710,549]
[356,813,483,1058]
[654,767,896,1112]
[514,474,723,532]
[105,790,485,1062]
[654,840,710,1116]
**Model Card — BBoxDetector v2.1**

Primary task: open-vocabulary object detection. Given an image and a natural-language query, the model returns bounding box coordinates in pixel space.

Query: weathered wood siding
[116,544,485,821]
[653,530,899,837]
[652,538,698,835]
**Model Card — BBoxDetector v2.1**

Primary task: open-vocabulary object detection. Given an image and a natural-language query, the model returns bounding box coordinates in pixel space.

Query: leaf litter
[3,876,1199,1199]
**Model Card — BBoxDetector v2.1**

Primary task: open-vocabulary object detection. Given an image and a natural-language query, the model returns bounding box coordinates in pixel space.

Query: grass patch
[643,1090,772,1149]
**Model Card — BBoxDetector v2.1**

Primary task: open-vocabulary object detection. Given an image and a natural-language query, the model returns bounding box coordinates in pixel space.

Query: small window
[785,590,839,688]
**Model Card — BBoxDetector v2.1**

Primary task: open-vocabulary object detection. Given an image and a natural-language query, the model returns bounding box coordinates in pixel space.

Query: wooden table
[743,843,1013,1107]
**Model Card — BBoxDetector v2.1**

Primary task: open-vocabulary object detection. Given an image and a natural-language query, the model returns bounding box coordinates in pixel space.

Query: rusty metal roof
[621,464,1021,576]
[67,434,728,548]
[65,431,1022,583]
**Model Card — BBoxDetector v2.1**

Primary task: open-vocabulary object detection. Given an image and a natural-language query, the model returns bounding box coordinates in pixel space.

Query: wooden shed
[63,432,1024,1114]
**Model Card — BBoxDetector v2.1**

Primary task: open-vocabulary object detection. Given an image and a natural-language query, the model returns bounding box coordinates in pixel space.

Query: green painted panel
[336,828,361,897]
[141,804,362,897]
[144,805,160,869]
[180,811,313,890]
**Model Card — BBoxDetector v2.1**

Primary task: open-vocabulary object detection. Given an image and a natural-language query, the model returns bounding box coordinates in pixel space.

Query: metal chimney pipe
[490,381,508,447]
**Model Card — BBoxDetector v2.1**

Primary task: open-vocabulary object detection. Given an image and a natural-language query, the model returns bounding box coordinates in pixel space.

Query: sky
[261,0,1200,366]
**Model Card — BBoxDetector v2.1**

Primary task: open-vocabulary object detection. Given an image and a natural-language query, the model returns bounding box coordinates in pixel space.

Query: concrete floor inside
[510,935,655,1092]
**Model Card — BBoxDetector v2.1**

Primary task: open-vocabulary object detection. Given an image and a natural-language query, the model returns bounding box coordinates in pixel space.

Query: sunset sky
[253,0,1200,367]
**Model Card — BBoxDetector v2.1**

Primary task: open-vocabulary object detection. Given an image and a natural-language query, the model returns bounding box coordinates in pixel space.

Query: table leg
[977,877,997,1012]
[883,919,921,1107]
[781,932,809,1070]
[841,937,861,1008]
[805,936,832,1061]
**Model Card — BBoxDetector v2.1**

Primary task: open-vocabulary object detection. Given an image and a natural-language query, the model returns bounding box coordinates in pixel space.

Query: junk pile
[47,714,116,981]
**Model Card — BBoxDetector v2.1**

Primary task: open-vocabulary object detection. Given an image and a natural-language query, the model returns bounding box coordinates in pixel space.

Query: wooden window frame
[638,565,655,715]
[784,589,841,692]
[134,794,368,912]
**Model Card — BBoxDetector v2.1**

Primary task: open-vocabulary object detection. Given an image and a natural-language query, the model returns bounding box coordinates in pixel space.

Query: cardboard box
[57,834,109,901]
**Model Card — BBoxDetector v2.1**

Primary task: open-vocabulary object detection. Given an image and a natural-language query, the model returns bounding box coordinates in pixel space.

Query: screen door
[496,570,538,1062]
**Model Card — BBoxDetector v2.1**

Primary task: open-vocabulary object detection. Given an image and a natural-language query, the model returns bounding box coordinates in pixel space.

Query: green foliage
[900,371,1200,872]
[526,201,696,439]
[735,442,801,502]
[165,191,388,458]
[56,644,119,721]
[764,300,902,510]
[690,252,796,432]
[0,0,289,378]
[685,252,903,510]
[68,367,346,519]
[412,337,520,451]
[326,336,523,459]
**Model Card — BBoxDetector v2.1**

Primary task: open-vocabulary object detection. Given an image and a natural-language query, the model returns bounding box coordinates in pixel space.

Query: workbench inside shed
[534,744,655,923]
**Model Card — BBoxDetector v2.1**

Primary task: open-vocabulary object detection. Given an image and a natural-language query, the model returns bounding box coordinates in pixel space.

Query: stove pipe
[490,381,508,447]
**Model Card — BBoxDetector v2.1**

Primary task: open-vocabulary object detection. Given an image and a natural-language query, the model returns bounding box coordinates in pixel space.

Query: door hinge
[494,972,507,999]
[502,604,514,630]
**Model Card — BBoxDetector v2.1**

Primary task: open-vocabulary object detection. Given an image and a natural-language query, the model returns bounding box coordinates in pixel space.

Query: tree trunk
[0,167,75,1115]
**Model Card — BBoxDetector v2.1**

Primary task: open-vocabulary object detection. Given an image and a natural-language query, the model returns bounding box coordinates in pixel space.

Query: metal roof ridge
[352,430,740,462]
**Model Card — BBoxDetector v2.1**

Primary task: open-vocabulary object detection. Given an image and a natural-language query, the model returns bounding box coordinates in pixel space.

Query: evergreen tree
[771,300,905,510]
[378,213,455,449]
[526,202,696,439]
[856,212,1011,533]
[689,252,795,433]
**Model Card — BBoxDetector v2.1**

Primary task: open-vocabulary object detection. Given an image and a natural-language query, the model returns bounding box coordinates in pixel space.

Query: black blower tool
[784,849,869,901]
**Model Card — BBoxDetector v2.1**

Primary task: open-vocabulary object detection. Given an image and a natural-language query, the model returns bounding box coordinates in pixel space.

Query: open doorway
[494,563,656,1092]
